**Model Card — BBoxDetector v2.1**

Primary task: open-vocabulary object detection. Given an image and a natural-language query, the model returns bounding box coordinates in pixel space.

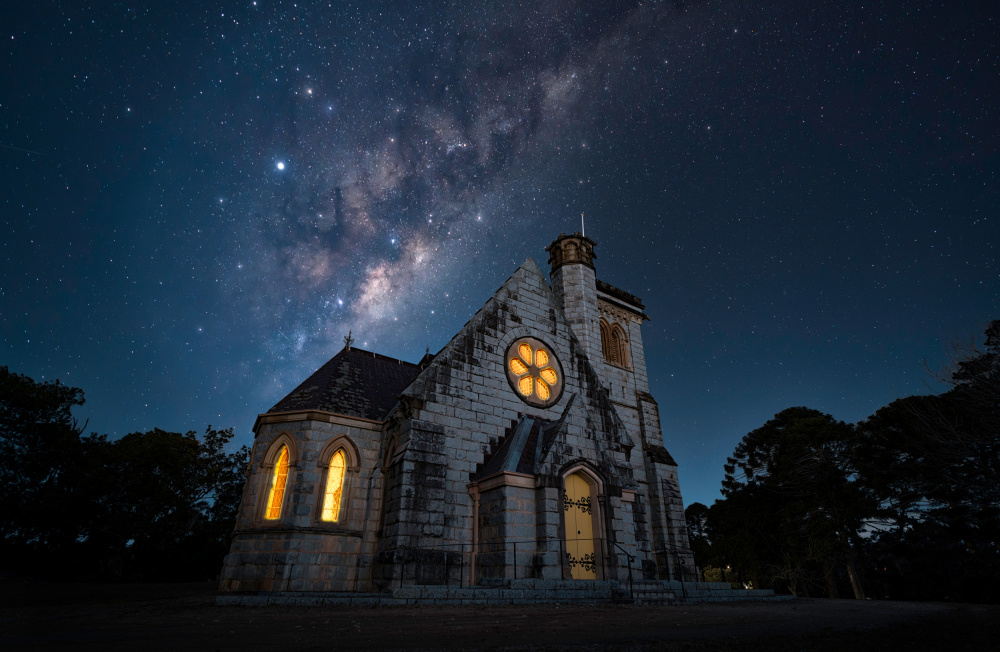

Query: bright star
[276,161,285,170]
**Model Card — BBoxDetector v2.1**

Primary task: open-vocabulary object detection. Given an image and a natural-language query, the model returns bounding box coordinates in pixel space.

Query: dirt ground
[1,580,997,651]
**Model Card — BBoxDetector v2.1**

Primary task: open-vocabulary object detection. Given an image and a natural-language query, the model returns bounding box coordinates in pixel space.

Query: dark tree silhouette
[856,320,1000,602]
[0,367,248,582]
[719,407,872,598]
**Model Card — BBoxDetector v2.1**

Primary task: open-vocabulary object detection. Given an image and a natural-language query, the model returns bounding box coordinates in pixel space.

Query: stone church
[219,233,696,594]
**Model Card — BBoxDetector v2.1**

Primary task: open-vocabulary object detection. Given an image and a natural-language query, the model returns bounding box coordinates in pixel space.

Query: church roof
[267,347,422,421]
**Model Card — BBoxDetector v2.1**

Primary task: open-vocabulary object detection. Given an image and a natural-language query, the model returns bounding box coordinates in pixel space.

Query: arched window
[610,324,630,368]
[601,319,630,368]
[265,445,289,520]
[321,449,347,522]
[599,319,617,365]
[315,435,360,527]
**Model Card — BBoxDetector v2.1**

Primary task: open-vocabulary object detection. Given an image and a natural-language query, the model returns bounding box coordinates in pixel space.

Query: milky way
[3,1,997,506]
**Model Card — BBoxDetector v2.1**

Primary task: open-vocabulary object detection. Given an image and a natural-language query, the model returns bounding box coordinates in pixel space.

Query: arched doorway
[564,471,598,580]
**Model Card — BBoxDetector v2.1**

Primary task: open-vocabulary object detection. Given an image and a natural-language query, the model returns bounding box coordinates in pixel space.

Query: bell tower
[546,232,602,365]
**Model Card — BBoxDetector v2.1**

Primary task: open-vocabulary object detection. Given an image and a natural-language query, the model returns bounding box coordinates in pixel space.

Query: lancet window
[600,319,631,368]
[265,445,289,520]
[321,449,347,522]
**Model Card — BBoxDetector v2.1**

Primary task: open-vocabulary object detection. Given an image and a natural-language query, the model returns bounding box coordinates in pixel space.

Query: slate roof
[473,395,577,480]
[268,347,422,421]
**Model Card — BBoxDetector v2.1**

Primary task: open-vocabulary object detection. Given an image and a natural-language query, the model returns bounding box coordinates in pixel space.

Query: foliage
[0,366,91,551]
[698,319,1000,603]
[684,502,712,569]
[719,407,870,598]
[0,367,248,582]
[854,320,1000,602]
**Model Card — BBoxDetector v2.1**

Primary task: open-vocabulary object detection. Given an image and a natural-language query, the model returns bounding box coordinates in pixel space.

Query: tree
[684,502,713,571]
[719,407,872,598]
[0,367,249,582]
[855,320,1000,602]
[0,366,91,552]
[83,427,249,580]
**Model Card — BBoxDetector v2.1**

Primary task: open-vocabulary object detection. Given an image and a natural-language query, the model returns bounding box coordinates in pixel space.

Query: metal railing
[372,538,648,595]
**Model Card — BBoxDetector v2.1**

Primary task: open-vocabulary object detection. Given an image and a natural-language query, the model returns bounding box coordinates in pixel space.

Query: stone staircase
[216,578,791,607]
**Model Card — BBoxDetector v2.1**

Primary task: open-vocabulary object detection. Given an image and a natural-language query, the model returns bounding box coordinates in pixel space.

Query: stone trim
[598,297,647,324]
[621,489,637,503]
[317,434,362,473]
[470,471,536,492]
[636,391,658,405]
[645,445,677,466]
[231,527,364,538]
[254,409,386,432]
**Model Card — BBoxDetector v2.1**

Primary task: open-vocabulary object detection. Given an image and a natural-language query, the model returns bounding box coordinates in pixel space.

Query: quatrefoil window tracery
[505,337,563,407]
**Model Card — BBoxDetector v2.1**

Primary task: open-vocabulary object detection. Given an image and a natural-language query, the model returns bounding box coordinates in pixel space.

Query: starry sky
[3,1,997,507]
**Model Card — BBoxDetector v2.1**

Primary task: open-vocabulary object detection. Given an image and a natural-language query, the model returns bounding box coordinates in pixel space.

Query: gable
[397,257,636,489]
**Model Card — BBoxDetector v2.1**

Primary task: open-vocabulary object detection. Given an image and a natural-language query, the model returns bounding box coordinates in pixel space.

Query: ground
[1,580,996,651]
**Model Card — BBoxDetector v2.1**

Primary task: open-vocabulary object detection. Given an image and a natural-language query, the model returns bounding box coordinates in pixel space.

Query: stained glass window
[505,337,563,407]
[265,445,289,520]
[321,449,346,522]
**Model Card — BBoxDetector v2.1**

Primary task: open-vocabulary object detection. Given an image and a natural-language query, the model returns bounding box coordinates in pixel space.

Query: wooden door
[564,472,597,580]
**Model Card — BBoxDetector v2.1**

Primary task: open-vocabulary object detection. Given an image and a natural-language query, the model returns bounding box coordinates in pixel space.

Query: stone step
[216,579,794,607]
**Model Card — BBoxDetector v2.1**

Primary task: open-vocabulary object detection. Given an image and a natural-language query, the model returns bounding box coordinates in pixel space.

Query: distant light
[276,161,285,170]
[337,299,343,306]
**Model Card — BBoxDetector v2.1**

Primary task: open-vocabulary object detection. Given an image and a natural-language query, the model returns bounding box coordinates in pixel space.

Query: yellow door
[564,472,597,580]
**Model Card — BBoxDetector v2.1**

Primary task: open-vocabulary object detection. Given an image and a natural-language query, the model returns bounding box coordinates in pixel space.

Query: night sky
[3,1,997,507]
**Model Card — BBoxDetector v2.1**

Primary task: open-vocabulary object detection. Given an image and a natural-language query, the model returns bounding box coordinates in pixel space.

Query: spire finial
[581,212,585,238]
[344,330,354,351]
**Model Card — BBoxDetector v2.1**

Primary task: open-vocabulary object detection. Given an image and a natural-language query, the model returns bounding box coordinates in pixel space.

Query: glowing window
[505,337,564,408]
[265,445,289,520]
[321,449,346,522]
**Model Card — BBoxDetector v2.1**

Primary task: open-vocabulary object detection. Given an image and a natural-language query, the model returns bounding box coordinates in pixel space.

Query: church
[218,233,697,595]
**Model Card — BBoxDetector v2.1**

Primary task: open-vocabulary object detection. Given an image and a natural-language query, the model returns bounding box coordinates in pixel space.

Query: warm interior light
[265,446,289,520]
[509,358,528,375]
[321,449,346,522]
[539,367,557,385]
[506,338,562,405]
[535,349,549,367]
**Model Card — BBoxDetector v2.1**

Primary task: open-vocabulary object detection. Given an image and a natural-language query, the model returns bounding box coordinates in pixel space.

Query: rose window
[505,337,563,407]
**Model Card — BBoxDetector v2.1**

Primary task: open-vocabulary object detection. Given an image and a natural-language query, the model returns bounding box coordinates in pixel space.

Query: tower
[547,232,695,580]
[546,233,602,365]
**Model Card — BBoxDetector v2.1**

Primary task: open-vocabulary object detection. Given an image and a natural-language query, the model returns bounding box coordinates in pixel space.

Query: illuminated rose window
[505,337,564,407]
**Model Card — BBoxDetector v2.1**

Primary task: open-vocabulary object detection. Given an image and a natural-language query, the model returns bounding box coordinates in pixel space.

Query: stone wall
[219,414,386,592]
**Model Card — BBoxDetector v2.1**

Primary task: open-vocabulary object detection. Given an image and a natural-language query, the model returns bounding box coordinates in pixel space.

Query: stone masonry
[218,233,697,596]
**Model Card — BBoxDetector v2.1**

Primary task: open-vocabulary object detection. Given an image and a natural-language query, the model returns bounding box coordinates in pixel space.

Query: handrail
[373,538,659,593]
[610,540,635,601]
